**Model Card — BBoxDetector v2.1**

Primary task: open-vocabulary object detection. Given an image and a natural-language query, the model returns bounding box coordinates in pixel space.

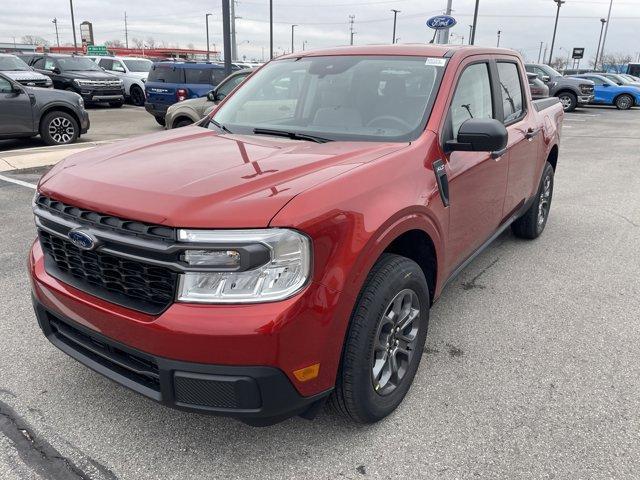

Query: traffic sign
[572,48,585,59]
[87,45,108,56]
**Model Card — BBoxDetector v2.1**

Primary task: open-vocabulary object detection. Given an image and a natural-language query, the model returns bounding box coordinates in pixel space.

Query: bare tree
[187,43,194,50]
[145,37,156,49]
[550,56,568,71]
[104,39,124,48]
[131,37,144,49]
[601,52,633,73]
[21,35,49,46]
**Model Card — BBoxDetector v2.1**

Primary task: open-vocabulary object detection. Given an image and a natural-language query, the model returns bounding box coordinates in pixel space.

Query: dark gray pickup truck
[525,63,594,112]
[0,72,89,145]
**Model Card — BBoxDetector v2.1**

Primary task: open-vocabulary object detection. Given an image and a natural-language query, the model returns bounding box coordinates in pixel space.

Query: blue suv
[144,61,238,125]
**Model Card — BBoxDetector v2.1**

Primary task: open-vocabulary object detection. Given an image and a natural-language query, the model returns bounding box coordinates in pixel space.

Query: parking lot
[0,104,638,479]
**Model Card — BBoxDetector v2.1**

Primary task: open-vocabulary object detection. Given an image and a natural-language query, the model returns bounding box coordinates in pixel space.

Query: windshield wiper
[253,128,332,143]
[210,119,233,134]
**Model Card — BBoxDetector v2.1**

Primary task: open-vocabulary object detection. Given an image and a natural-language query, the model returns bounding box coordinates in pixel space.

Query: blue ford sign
[67,229,97,250]
[426,15,457,30]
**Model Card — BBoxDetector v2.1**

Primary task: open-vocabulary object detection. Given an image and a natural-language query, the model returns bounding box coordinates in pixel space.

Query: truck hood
[556,76,594,87]
[39,127,408,228]
[2,70,49,81]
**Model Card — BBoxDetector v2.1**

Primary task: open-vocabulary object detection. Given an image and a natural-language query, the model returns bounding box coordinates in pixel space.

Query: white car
[88,56,152,106]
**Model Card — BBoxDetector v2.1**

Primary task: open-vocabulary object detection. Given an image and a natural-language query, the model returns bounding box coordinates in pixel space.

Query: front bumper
[29,241,343,424]
[76,88,125,104]
[578,94,594,104]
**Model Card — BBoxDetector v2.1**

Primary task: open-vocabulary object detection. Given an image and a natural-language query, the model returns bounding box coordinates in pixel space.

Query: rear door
[145,64,184,107]
[0,77,33,135]
[496,59,542,215]
[440,58,509,272]
[183,67,219,98]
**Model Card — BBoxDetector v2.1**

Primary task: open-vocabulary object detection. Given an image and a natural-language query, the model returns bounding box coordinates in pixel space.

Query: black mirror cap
[446,118,508,154]
[206,90,216,101]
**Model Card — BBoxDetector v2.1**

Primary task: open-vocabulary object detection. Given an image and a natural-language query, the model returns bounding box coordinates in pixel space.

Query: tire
[615,94,633,110]
[511,161,554,239]
[557,91,577,112]
[109,101,124,108]
[154,116,166,126]
[39,110,79,146]
[329,253,430,423]
[129,85,145,106]
[174,118,194,128]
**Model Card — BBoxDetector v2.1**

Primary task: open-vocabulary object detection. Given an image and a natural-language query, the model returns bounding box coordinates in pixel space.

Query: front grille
[580,84,594,94]
[36,195,175,242]
[39,230,177,314]
[18,79,49,87]
[48,314,161,392]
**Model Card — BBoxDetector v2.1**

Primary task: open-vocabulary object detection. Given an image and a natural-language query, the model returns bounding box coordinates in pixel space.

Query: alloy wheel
[537,174,552,227]
[559,95,572,111]
[48,117,75,144]
[371,289,420,396]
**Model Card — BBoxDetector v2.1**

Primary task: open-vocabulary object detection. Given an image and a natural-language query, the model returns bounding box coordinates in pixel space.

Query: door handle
[525,127,541,139]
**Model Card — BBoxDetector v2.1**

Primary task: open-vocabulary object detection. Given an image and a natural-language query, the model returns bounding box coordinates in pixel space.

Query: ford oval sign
[426,15,457,30]
[67,229,97,250]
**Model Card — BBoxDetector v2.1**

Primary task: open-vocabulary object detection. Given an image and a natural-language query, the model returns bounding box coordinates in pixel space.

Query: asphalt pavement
[0,105,639,479]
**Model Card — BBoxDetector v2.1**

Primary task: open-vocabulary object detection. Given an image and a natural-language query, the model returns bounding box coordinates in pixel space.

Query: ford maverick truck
[29,45,563,426]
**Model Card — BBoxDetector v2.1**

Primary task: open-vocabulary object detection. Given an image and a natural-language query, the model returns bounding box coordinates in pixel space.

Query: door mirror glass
[207,90,217,102]
[446,118,508,153]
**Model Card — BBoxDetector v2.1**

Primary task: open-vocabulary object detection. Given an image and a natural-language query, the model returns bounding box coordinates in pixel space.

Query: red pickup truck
[29,45,563,426]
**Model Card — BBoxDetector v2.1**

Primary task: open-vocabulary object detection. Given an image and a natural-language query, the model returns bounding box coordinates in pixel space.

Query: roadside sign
[87,45,108,56]
[426,15,457,30]
[572,48,585,59]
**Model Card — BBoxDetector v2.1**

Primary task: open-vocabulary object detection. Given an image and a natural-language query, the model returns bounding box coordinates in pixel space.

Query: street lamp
[548,0,565,65]
[69,0,78,53]
[470,0,480,45]
[595,18,607,71]
[496,30,501,47]
[291,24,297,53]
[303,40,308,51]
[205,13,212,61]
[391,9,400,44]
[269,0,273,60]
[468,24,473,45]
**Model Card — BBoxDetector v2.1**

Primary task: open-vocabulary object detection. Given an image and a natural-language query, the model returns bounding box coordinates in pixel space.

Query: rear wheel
[511,161,554,239]
[557,92,577,112]
[40,111,79,145]
[329,254,430,423]
[129,85,145,106]
[154,116,166,126]
[615,94,633,110]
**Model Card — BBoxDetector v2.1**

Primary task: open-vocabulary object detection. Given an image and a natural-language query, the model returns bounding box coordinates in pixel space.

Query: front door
[0,77,33,135]
[441,60,509,275]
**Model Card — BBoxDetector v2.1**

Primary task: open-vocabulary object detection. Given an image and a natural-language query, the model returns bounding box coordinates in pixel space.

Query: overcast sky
[1,0,639,62]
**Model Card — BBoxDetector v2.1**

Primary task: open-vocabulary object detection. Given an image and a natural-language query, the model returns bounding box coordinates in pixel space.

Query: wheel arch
[555,88,578,98]
[547,144,559,171]
[171,115,196,128]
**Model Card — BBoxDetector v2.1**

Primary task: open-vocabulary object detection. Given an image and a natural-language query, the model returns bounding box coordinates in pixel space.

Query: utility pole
[291,25,297,53]
[439,0,453,44]
[496,30,501,47]
[595,18,607,71]
[222,0,232,76]
[52,18,60,47]
[124,12,129,49]
[537,41,543,63]
[349,15,355,45]
[303,40,308,51]
[69,0,78,53]
[468,24,473,44]
[269,0,273,59]
[470,0,480,45]
[543,44,548,64]
[230,0,238,61]
[391,9,400,44]
[599,0,614,71]
[205,13,212,61]
[548,0,565,65]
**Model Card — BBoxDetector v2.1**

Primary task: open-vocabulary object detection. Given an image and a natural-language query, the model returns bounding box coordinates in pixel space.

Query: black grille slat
[39,230,177,314]
[36,195,176,242]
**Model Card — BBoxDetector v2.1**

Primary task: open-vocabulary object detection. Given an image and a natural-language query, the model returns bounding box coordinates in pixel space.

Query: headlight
[176,229,311,303]
[45,77,53,87]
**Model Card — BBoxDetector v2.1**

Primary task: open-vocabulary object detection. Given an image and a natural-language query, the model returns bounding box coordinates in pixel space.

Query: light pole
[391,9,400,44]
[291,24,297,53]
[269,0,273,60]
[69,0,78,53]
[599,0,614,71]
[52,18,60,47]
[537,41,543,63]
[303,40,308,51]
[470,0,480,45]
[496,30,501,47]
[205,13,212,61]
[468,24,473,44]
[595,18,607,71]
[548,0,565,65]
[222,0,232,76]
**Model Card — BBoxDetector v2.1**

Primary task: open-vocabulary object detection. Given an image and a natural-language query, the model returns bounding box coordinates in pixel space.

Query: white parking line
[564,118,587,122]
[0,174,37,189]
[566,114,599,117]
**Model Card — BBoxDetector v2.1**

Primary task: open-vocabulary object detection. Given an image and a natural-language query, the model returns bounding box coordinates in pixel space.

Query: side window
[99,59,114,70]
[534,67,547,79]
[449,63,493,138]
[589,77,605,86]
[44,58,57,71]
[496,62,524,123]
[0,77,14,93]
[216,74,245,98]
[112,61,126,73]
[32,58,45,69]
[211,69,228,86]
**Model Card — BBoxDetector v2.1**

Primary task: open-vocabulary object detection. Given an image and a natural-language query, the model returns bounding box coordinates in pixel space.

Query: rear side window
[184,68,213,84]
[449,63,493,137]
[147,65,184,83]
[99,59,114,70]
[211,69,228,85]
[0,77,13,93]
[496,62,524,123]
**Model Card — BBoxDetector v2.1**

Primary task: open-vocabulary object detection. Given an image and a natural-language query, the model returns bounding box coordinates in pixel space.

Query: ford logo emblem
[426,15,457,30]
[67,229,97,250]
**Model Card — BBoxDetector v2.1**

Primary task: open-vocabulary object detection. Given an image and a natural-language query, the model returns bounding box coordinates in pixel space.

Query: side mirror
[52,67,61,74]
[446,119,508,156]
[541,75,550,82]
[602,83,609,87]
[206,90,216,102]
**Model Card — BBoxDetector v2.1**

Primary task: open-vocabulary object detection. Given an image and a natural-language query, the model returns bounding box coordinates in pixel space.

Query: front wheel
[511,161,554,239]
[558,92,577,112]
[615,94,633,110]
[39,111,79,145]
[329,254,430,423]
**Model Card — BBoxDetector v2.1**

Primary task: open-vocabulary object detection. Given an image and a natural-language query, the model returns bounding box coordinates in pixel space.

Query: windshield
[211,55,445,142]
[541,65,562,78]
[57,57,102,72]
[123,59,152,72]
[0,56,31,71]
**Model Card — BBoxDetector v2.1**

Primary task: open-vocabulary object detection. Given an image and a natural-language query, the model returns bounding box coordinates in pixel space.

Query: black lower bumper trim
[32,298,331,425]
